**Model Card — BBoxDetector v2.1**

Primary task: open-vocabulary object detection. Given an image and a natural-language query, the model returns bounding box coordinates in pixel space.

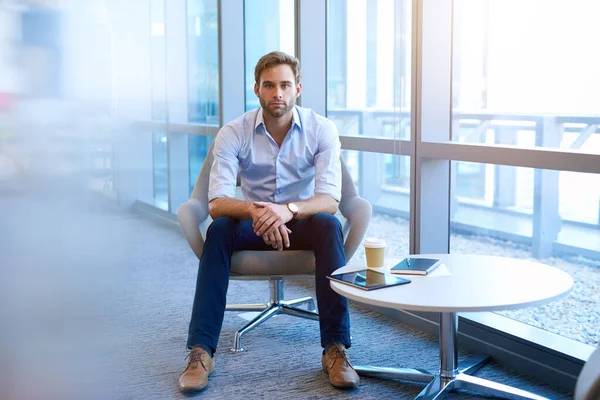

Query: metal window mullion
[418,141,600,174]
[218,0,245,126]
[165,0,191,213]
[113,1,154,208]
[412,0,453,254]
[409,0,422,255]
[296,0,327,115]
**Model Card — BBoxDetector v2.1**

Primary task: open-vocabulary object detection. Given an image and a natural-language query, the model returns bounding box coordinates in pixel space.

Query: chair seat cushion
[231,250,316,276]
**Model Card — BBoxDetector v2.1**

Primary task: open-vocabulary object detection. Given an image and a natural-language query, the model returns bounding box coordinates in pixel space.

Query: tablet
[327,269,411,291]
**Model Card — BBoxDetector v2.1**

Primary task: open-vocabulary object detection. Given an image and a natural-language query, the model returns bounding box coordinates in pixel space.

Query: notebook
[390,257,442,276]
[327,269,411,291]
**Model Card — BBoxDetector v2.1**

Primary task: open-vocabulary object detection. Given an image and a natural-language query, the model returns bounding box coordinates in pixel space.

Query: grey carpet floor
[0,187,573,399]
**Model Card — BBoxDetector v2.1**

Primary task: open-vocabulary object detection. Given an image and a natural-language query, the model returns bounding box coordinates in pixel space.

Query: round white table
[330,254,574,400]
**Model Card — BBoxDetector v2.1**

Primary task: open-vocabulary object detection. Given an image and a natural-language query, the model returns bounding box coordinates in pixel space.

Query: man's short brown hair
[254,51,301,85]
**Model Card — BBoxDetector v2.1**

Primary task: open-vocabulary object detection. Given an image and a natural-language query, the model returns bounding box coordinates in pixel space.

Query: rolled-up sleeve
[314,120,342,201]
[208,125,240,201]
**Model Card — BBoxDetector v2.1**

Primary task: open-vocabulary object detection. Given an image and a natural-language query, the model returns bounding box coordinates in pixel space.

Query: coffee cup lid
[364,237,386,248]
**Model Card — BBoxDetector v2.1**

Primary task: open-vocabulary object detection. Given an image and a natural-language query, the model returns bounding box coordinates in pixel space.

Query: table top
[330,254,574,312]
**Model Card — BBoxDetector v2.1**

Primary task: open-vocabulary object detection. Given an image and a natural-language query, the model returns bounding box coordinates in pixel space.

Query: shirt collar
[255,106,302,131]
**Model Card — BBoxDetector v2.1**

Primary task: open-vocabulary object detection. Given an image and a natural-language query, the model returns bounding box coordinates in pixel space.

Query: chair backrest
[575,345,600,400]
[184,140,369,261]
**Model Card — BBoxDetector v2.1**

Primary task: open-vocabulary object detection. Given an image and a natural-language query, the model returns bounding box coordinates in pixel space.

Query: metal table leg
[354,312,550,400]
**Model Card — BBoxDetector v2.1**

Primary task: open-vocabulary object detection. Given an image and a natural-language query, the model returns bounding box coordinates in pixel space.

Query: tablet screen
[328,269,411,291]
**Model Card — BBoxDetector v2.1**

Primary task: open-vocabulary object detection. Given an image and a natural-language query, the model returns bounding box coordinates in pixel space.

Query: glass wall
[150,0,168,209]
[150,0,167,121]
[326,0,412,262]
[188,134,214,193]
[187,0,219,124]
[244,0,295,111]
[450,0,600,152]
[447,0,600,347]
[327,0,411,139]
[187,0,219,191]
[450,162,600,346]
[342,150,411,265]
[152,131,168,209]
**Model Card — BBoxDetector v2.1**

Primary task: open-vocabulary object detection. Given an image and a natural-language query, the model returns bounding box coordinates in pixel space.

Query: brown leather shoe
[178,347,215,392]
[321,343,360,388]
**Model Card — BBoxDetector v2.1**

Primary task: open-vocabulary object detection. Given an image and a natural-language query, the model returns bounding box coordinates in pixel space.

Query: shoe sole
[178,367,214,392]
[323,368,359,389]
[179,384,208,393]
[331,381,359,389]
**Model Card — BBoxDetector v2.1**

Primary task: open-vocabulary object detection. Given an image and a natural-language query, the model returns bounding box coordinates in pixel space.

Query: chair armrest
[575,346,600,400]
[339,195,372,261]
[177,198,209,260]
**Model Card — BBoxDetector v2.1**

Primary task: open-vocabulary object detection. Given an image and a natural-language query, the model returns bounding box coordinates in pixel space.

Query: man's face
[254,64,302,119]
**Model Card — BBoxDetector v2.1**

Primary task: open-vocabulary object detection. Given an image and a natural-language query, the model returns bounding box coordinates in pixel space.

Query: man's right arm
[208,197,262,221]
[209,198,291,250]
[207,123,289,248]
[208,126,268,222]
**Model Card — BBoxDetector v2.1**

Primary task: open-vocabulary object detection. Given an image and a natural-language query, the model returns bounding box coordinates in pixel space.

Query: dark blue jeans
[187,213,350,354]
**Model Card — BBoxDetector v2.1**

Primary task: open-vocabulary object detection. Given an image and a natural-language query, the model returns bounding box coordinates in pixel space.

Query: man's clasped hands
[250,201,295,251]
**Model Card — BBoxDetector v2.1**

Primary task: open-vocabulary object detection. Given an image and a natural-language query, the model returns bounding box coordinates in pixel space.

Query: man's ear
[254,83,259,97]
[296,82,303,98]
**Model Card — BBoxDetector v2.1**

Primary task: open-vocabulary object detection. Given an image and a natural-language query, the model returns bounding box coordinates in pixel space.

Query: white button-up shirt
[208,106,342,204]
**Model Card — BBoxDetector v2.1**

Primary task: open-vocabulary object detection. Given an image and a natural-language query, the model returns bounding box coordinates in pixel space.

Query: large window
[187,0,219,191]
[188,134,213,193]
[449,0,600,347]
[327,0,411,139]
[149,0,168,209]
[450,0,600,152]
[150,0,166,121]
[326,0,412,261]
[244,0,295,111]
[450,162,600,346]
[187,0,219,124]
[152,131,168,209]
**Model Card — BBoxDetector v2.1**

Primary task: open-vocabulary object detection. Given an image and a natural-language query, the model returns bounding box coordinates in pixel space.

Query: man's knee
[206,217,237,239]
[312,213,343,235]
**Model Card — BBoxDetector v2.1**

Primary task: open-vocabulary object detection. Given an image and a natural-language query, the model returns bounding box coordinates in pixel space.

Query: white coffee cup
[364,237,386,268]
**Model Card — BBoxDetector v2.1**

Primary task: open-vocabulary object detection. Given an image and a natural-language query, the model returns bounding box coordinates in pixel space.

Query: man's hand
[262,224,292,251]
[251,202,294,251]
[252,202,294,236]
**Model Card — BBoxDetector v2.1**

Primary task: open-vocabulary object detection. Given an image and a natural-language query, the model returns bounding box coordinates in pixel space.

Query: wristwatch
[287,202,299,218]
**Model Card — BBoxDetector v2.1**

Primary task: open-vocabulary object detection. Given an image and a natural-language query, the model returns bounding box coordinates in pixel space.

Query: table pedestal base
[354,312,549,400]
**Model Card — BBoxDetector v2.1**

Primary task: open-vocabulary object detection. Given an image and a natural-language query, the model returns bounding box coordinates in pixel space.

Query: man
[179,51,359,392]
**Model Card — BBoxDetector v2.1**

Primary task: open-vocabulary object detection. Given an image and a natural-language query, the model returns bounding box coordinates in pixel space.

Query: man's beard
[259,97,295,118]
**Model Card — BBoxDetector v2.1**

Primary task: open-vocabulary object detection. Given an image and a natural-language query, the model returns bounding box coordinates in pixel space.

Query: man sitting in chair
[179,51,360,392]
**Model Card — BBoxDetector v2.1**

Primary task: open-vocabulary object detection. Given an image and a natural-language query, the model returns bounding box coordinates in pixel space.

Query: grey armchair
[575,345,600,400]
[177,142,371,352]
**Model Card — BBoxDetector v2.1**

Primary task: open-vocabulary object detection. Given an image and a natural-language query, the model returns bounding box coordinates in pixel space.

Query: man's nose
[273,88,283,98]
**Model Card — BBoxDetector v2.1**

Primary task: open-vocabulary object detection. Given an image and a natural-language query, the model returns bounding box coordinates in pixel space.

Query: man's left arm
[286,194,338,220]
[311,118,342,206]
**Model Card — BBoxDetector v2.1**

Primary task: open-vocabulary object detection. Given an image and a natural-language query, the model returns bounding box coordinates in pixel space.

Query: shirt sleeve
[208,125,240,202]
[314,119,342,201]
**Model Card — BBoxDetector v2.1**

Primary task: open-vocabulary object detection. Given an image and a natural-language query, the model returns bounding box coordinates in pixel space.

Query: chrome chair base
[354,312,550,400]
[226,279,319,352]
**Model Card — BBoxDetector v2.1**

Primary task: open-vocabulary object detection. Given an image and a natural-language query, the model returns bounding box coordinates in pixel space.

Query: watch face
[288,203,299,214]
